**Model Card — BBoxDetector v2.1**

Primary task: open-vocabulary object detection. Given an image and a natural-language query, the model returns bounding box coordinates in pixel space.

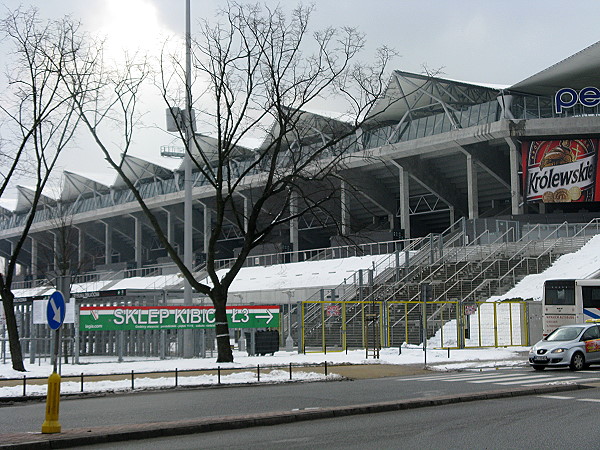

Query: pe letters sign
[79,305,280,331]
[522,139,600,203]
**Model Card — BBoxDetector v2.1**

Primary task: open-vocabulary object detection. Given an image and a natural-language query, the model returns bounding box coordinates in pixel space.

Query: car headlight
[551,348,566,353]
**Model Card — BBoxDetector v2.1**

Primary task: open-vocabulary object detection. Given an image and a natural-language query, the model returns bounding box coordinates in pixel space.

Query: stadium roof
[61,171,112,201]
[259,106,355,151]
[15,185,57,212]
[113,155,175,189]
[365,70,501,125]
[509,40,600,96]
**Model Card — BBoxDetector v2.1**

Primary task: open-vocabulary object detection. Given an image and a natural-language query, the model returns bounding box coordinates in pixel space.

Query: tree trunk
[212,295,233,363]
[1,291,25,372]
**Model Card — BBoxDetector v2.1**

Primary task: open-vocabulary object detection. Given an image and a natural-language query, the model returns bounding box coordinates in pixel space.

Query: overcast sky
[1,0,600,198]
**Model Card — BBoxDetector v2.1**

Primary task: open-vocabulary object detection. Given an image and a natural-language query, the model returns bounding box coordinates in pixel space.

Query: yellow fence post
[342,302,347,352]
[321,302,326,354]
[509,302,514,346]
[493,302,498,348]
[477,302,482,347]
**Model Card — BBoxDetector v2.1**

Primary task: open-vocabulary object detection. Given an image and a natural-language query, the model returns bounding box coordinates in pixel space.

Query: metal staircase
[300,218,600,348]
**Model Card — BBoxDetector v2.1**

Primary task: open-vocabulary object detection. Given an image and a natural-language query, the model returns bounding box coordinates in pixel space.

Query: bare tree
[68,3,392,362]
[35,203,92,283]
[0,8,83,371]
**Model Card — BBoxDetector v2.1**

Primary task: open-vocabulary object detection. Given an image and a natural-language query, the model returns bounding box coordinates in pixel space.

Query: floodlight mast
[183,0,194,358]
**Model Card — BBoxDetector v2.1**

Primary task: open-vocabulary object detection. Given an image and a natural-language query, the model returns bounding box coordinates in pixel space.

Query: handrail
[461,221,600,302]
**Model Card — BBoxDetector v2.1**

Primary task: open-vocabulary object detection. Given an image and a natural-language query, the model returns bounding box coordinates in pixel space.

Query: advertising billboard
[522,139,600,203]
[79,305,280,331]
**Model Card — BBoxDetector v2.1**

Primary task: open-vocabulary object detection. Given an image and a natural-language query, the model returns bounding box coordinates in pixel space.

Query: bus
[543,279,600,336]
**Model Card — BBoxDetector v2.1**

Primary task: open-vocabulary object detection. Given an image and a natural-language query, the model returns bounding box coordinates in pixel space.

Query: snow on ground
[206,253,407,292]
[488,233,600,302]
[0,346,527,397]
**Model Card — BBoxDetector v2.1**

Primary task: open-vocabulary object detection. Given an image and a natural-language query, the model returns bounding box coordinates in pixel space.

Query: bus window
[582,287,600,308]
[545,286,575,305]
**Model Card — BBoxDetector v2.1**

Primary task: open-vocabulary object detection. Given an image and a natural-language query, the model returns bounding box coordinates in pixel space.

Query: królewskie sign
[522,139,600,203]
[79,305,280,331]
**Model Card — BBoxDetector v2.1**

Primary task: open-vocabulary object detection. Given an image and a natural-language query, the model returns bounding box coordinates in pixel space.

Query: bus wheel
[532,365,545,371]
[570,352,585,371]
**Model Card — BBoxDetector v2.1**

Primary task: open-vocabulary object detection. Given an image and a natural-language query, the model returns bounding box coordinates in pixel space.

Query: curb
[0,382,590,449]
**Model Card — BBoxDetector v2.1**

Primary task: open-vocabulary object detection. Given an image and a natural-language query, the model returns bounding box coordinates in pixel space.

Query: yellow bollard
[41,372,61,433]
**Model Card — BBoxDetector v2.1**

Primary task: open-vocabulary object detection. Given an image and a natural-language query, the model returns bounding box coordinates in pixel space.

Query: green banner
[79,305,279,331]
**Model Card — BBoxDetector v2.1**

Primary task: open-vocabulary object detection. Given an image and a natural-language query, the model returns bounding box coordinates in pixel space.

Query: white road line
[577,398,600,403]
[397,372,524,382]
[528,377,600,386]
[465,374,550,383]
[496,376,579,385]
[537,395,575,400]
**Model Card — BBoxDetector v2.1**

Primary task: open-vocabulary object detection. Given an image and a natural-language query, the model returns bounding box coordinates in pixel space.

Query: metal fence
[1,298,219,365]
[300,300,529,353]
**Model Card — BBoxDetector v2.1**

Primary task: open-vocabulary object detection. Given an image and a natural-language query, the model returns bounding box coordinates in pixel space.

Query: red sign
[522,139,600,203]
[464,304,477,316]
[326,304,341,317]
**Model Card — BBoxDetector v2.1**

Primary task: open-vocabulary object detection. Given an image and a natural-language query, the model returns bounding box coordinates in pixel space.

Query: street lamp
[284,289,295,351]
[161,0,198,358]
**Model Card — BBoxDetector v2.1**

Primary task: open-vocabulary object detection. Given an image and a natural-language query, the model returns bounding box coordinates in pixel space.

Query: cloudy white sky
[1,0,599,197]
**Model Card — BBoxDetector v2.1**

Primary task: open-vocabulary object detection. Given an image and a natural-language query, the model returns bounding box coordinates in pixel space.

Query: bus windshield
[545,285,575,305]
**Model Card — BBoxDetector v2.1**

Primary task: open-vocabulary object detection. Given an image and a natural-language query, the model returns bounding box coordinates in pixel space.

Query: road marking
[446,374,522,381]
[528,377,600,386]
[496,376,579,385]
[577,398,600,403]
[461,374,543,383]
[537,395,575,400]
[395,371,598,387]
[395,372,523,382]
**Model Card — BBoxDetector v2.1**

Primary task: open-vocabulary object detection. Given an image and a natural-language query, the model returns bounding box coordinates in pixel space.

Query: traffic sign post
[42,289,66,434]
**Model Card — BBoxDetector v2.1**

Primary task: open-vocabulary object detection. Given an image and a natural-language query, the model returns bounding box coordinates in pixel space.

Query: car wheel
[532,365,545,371]
[570,352,585,371]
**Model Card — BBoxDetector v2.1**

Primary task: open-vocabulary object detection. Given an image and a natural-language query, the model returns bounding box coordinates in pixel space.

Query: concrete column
[243,195,249,233]
[30,236,37,279]
[53,232,58,272]
[104,222,112,265]
[340,180,349,236]
[203,203,211,256]
[76,227,85,269]
[166,209,173,244]
[134,216,142,269]
[398,165,411,239]
[4,240,13,276]
[506,138,523,215]
[289,190,299,262]
[466,153,479,219]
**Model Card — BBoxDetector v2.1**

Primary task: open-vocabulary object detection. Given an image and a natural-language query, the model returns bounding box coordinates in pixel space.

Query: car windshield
[546,326,585,341]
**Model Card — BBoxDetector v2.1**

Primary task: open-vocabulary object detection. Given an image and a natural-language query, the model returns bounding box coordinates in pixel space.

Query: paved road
[86,387,600,449]
[3,366,599,434]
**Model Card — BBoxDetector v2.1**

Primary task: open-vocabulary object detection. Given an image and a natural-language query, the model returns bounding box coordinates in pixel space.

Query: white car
[529,323,600,371]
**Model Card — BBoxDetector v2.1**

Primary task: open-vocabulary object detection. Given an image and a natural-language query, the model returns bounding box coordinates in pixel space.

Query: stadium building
[2,41,600,358]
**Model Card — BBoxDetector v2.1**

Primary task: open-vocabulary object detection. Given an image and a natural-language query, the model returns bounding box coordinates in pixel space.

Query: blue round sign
[47,291,66,330]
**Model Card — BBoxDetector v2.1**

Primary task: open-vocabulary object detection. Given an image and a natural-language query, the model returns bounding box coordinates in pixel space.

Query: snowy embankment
[0,347,526,397]
[429,234,600,347]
